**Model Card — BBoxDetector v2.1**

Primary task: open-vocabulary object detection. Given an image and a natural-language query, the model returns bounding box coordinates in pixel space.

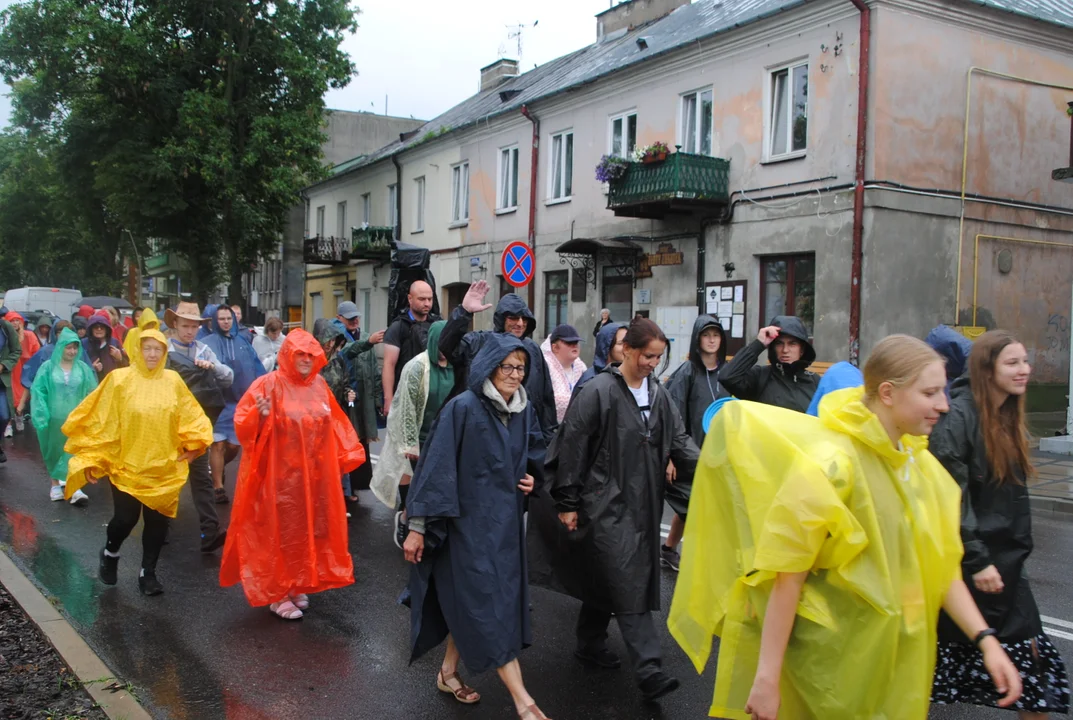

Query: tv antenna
[505,20,538,65]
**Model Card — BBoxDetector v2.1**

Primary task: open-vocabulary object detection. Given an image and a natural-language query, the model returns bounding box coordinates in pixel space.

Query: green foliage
[0,0,359,302]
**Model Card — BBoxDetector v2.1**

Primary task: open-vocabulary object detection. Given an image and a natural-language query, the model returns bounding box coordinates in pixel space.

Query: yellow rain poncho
[669,387,963,719]
[122,308,160,360]
[62,328,213,517]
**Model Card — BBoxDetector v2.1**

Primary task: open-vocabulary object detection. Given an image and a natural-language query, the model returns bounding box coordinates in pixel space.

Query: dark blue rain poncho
[925,325,973,397]
[201,306,266,443]
[196,304,216,341]
[405,333,546,674]
[571,321,625,400]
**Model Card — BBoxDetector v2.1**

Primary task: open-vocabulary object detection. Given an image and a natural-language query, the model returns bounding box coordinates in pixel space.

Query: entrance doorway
[602,267,632,325]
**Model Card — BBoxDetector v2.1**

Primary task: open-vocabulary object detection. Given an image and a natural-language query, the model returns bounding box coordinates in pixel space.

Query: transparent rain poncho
[669,387,964,719]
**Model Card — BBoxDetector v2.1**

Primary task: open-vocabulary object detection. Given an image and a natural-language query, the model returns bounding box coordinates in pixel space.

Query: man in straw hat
[165,301,234,553]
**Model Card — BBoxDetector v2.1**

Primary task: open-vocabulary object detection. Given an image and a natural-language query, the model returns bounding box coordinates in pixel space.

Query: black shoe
[640,672,679,702]
[660,545,681,572]
[393,511,408,550]
[214,487,229,505]
[0,447,6,463]
[575,647,622,669]
[138,571,164,596]
[201,529,227,554]
[98,549,119,586]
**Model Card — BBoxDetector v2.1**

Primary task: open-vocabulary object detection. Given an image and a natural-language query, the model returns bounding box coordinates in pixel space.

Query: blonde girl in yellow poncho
[63,329,212,596]
[669,334,1022,720]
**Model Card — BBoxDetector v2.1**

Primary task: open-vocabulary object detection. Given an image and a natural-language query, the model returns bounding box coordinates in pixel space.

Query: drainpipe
[391,154,403,241]
[521,104,539,311]
[846,0,870,366]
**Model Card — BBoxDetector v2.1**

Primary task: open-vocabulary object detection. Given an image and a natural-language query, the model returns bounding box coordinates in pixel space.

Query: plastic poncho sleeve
[177,379,214,456]
[526,402,548,495]
[664,362,693,432]
[549,382,602,512]
[62,373,124,482]
[406,398,462,521]
[29,366,51,430]
[717,339,766,401]
[929,403,991,574]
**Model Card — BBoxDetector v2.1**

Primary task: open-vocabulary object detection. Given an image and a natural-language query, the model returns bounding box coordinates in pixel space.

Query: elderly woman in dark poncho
[403,333,549,719]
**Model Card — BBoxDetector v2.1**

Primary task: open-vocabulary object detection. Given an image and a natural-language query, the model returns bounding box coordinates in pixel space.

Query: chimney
[596,0,690,41]
[480,58,520,92]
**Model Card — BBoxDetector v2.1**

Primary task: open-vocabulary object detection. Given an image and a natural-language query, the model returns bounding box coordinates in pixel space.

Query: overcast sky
[0,0,616,128]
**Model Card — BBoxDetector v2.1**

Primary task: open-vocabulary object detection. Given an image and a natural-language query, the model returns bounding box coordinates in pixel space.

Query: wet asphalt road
[1,430,1071,720]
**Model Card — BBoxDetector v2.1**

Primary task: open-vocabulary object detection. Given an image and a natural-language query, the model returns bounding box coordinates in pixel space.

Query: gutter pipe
[847,0,870,366]
[521,104,539,311]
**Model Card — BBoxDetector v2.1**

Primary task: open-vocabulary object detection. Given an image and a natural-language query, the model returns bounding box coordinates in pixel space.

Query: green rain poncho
[30,327,98,481]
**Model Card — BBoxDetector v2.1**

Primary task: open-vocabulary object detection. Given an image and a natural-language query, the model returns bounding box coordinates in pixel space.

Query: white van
[2,287,83,320]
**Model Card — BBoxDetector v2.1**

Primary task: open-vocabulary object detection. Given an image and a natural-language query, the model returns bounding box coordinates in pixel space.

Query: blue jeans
[0,387,9,425]
[342,473,352,497]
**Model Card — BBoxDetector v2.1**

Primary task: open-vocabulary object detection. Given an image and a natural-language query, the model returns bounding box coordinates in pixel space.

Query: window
[571,268,587,303]
[336,201,347,239]
[499,275,513,301]
[548,130,573,201]
[361,193,371,225]
[544,271,569,336]
[681,89,713,155]
[760,254,815,335]
[609,112,637,158]
[315,206,325,237]
[766,61,808,159]
[414,177,425,232]
[497,146,520,211]
[387,184,398,228]
[311,292,323,323]
[451,163,470,224]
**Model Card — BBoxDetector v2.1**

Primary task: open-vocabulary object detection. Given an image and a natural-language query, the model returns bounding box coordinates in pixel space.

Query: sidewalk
[1030,450,1073,519]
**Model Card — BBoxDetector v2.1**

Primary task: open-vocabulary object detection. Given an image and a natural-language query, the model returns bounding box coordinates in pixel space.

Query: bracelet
[973,628,998,647]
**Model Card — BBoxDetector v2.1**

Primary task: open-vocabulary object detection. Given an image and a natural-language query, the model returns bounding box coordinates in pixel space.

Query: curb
[0,549,153,720]
[1030,494,1073,521]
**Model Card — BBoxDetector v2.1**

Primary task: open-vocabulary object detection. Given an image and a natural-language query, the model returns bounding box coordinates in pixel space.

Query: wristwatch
[973,628,998,647]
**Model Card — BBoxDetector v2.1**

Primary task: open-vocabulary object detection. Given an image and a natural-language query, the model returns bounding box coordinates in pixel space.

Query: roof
[313,0,1073,188]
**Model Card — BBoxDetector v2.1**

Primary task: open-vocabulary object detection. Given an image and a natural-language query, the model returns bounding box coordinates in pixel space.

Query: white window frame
[361,193,371,225]
[497,145,520,213]
[679,88,714,156]
[547,130,574,203]
[451,162,470,225]
[763,59,809,162]
[387,184,398,228]
[608,111,637,158]
[413,176,425,233]
[315,205,325,237]
[336,201,347,239]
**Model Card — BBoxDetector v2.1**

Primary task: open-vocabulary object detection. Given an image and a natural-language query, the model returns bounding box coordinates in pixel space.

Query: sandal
[289,593,309,610]
[437,670,480,705]
[518,706,551,720]
[269,600,303,620]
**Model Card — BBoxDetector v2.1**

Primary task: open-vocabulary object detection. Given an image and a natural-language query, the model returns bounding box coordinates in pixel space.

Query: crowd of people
[0,279,1069,720]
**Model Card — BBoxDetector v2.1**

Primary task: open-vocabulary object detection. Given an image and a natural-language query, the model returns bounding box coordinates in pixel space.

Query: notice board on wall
[704,280,748,357]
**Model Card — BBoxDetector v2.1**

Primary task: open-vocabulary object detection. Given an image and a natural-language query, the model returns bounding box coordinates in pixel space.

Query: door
[602,269,632,327]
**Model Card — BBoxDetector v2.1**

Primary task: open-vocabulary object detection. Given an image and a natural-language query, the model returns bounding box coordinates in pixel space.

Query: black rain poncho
[438,293,558,444]
[530,366,699,614]
[931,376,1042,642]
[717,314,818,412]
[405,333,546,674]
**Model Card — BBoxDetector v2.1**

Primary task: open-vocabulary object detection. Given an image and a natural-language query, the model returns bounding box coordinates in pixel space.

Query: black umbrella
[79,296,133,310]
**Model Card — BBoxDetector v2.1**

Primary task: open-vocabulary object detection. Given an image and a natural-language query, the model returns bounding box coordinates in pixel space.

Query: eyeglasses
[497,364,526,377]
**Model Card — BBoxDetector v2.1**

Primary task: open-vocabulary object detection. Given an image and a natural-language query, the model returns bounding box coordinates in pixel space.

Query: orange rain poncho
[62,329,214,515]
[220,329,365,607]
[668,388,964,720]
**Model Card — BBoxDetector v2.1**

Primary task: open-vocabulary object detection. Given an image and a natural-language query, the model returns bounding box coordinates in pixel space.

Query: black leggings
[106,484,169,572]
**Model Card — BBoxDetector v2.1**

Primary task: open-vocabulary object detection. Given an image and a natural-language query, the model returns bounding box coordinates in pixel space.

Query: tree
[0,0,358,302]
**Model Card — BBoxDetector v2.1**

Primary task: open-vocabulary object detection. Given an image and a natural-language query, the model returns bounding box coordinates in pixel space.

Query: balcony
[351,226,394,262]
[303,236,350,265]
[607,152,730,219]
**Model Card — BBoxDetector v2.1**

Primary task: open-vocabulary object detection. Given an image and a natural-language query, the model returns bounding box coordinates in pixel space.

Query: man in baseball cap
[333,301,362,344]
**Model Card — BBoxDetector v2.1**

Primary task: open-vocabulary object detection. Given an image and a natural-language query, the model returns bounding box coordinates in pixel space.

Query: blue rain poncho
[30,328,97,481]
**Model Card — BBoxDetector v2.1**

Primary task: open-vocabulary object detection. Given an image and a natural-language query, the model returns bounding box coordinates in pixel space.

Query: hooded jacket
[220,329,365,606]
[30,328,97,481]
[531,362,700,614]
[81,314,127,381]
[405,332,545,674]
[439,294,558,444]
[926,325,973,397]
[931,376,1041,642]
[572,321,625,400]
[62,328,213,516]
[666,315,730,443]
[718,314,818,412]
[669,387,963,719]
[806,361,863,417]
[201,306,266,416]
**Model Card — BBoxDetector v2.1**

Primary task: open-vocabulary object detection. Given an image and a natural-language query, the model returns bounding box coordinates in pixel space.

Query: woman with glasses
[402,333,548,719]
[538,317,700,704]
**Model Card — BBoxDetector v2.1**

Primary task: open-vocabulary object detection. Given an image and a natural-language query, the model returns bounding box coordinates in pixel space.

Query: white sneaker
[69,490,89,507]
[3,423,12,438]
[49,486,64,502]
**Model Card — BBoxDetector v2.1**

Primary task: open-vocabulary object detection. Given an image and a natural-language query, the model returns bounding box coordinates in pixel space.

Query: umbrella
[79,296,133,310]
